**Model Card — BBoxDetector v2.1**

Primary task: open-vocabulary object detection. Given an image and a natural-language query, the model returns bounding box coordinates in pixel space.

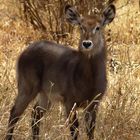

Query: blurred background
[0,0,140,139]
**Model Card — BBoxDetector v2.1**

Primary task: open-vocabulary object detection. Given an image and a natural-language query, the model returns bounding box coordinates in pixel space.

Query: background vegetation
[0,0,140,139]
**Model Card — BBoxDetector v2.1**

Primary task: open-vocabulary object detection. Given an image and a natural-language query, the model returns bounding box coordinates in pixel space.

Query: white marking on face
[92,25,100,34]
[82,40,93,50]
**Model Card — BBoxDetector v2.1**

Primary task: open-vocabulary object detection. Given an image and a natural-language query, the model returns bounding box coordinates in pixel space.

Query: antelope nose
[82,40,93,49]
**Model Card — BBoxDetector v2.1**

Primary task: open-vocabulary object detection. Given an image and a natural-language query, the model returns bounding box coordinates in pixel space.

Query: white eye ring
[95,26,100,31]
[92,26,100,34]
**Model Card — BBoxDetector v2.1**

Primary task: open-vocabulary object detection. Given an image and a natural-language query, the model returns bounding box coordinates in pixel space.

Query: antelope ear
[101,4,116,26]
[65,5,81,25]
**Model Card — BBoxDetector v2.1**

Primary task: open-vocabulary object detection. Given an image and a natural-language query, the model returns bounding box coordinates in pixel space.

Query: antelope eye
[92,26,100,34]
[96,26,100,31]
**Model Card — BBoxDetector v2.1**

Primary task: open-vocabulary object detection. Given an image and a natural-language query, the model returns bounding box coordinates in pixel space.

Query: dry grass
[0,0,140,140]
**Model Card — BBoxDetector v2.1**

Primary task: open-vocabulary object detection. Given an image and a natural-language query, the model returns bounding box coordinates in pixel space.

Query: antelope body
[6,4,116,140]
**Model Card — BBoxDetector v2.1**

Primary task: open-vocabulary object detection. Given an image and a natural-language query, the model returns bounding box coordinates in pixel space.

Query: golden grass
[0,0,140,140]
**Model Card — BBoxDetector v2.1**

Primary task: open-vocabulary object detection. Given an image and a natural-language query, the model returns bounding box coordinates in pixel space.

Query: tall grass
[0,0,140,139]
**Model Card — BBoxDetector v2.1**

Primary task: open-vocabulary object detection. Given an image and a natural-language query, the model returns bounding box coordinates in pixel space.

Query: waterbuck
[6,4,116,140]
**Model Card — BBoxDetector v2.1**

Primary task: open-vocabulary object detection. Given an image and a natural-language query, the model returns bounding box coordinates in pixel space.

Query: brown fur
[6,4,116,140]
